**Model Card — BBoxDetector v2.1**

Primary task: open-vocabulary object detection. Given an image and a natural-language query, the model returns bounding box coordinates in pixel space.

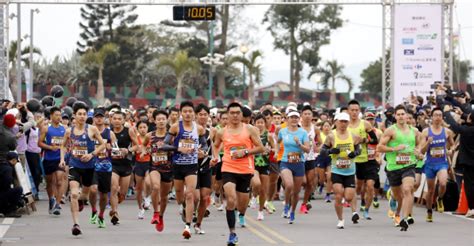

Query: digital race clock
[173,5,216,21]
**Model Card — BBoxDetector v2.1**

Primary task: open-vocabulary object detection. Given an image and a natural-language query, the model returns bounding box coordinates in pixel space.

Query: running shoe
[360,206,365,212]
[465,209,474,218]
[217,203,225,211]
[72,224,82,236]
[98,217,106,228]
[156,216,164,232]
[282,204,290,218]
[288,212,295,224]
[52,204,61,216]
[324,194,331,203]
[363,210,372,220]
[318,185,324,194]
[204,209,211,217]
[399,218,409,231]
[90,212,98,224]
[193,224,205,235]
[426,212,433,222]
[249,197,257,209]
[257,211,264,221]
[299,203,309,214]
[265,201,276,213]
[436,197,444,213]
[151,212,160,224]
[138,209,145,220]
[352,212,360,224]
[393,215,401,227]
[127,187,134,197]
[110,211,120,225]
[143,196,151,210]
[306,203,312,210]
[337,220,345,229]
[48,198,56,214]
[182,225,191,239]
[227,232,239,246]
[78,199,85,212]
[373,200,380,209]
[407,215,415,225]
[238,214,246,227]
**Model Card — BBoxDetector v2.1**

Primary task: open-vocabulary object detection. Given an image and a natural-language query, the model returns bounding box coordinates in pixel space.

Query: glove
[348,152,357,159]
[329,148,340,154]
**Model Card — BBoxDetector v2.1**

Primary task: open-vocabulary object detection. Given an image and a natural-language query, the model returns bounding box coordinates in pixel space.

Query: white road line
[0,218,15,239]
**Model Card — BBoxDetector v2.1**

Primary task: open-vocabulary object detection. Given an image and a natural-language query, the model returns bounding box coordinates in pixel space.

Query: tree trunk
[97,66,105,105]
[294,53,301,99]
[289,27,295,94]
[217,4,229,98]
[248,74,255,108]
[329,78,336,109]
[175,77,183,106]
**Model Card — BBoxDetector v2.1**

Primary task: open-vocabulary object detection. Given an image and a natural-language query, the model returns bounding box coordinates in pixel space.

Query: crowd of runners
[1,86,474,246]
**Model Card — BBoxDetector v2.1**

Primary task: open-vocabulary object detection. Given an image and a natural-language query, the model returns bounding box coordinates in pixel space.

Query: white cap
[335,112,350,121]
[287,102,297,108]
[285,106,297,114]
[287,111,300,118]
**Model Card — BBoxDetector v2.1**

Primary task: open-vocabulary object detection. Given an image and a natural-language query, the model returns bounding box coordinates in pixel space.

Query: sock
[92,208,97,214]
[374,196,379,202]
[365,207,369,212]
[427,209,433,214]
[226,210,236,229]
[186,222,191,227]
[239,212,245,217]
[216,193,220,198]
[99,210,104,218]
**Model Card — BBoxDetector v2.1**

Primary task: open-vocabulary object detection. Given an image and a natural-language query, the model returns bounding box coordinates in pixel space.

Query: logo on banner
[421,23,431,29]
[412,16,426,20]
[417,33,438,40]
[404,49,415,55]
[417,44,434,51]
[402,38,414,45]
[402,27,417,33]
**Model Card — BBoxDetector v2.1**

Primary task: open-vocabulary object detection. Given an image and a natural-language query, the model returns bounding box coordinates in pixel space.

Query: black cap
[93,108,106,117]
[61,113,70,119]
[242,106,252,118]
[6,152,19,161]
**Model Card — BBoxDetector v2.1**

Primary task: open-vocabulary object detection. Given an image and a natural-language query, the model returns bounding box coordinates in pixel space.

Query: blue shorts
[423,162,449,179]
[315,155,331,169]
[280,161,305,177]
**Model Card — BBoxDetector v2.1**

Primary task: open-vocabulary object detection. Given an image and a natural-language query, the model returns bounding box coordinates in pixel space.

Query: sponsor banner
[393,4,442,105]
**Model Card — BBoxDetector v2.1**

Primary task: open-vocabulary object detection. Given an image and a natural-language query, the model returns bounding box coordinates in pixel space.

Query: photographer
[441,92,474,218]
[0,152,24,218]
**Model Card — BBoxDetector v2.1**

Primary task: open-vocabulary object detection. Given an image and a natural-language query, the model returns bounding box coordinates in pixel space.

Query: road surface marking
[0,218,15,239]
[246,216,294,244]
[245,222,278,244]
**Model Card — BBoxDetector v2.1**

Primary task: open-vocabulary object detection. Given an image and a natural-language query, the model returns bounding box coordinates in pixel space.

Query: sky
[7,0,474,93]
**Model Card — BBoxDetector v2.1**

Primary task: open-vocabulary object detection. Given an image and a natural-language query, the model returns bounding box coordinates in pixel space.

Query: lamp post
[200,53,224,107]
[28,9,39,101]
[239,44,249,86]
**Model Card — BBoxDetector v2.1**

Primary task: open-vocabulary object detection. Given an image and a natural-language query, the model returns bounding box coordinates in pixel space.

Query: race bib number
[152,152,168,165]
[430,147,445,158]
[288,152,301,163]
[396,153,411,165]
[367,147,376,160]
[336,158,351,169]
[72,146,88,158]
[179,139,196,150]
[111,148,122,159]
[51,136,63,146]
[230,146,246,160]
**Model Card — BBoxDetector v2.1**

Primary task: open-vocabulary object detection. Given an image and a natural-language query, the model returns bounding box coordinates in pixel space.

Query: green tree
[81,43,119,105]
[8,40,42,100]
[316,60,353,108]
[157,51,201,105]
[263,5,343,98]
[230,50,263,108]
[359,58,382,96]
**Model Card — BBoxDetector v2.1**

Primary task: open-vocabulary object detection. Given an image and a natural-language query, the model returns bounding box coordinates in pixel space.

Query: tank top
[198,128,212,172]
[44,124,66,161]
[331,131,356,176]
[111,127,132,166]
[425,127,448,165]
[348,120,368,163]
[277,122,287,161]
[303,124,316,161]
[255,130,269,167]
[173,121,199,165]
[149,132,172,172]
[135,135,151,163]
[386,125,416,171]
[280,127,308,163]
[95,128,112,172]
[222,124,254,174]
[68,125,96,169]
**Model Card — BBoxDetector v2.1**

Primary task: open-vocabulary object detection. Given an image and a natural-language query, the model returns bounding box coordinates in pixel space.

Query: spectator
[0,152,24,218]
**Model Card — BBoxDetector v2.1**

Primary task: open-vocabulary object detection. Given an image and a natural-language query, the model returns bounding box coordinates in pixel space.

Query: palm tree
[8,40,42,101]
[81,43,118,105]
[313,60,353,108]
[230,50,263,108]
[157,51,200,106]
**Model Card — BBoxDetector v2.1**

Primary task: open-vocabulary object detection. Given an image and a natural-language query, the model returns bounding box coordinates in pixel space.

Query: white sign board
[393,4,442,106]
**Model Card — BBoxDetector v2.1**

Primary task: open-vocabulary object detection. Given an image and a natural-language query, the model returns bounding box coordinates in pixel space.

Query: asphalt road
[1,194,473,246]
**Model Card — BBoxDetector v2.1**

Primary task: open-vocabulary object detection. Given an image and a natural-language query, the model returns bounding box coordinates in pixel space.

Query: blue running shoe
[281,204,290,218]
[238,214,246,227]
[49,198,56,214]
[227,233,239,246]
[289,212,295,224]
[389,197,397,212]
[363,210,372,220]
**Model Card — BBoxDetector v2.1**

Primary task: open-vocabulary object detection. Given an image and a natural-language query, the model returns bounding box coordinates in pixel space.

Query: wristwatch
[244,150,249,156]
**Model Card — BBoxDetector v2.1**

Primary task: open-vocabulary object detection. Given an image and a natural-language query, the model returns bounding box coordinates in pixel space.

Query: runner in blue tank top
[59,102,106,236]
[166,101,207,239]
[38,106,66,216]
[420,107,454,222]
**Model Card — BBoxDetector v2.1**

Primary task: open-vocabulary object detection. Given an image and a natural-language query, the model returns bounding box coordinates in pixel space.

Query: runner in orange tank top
[211,102,264,246]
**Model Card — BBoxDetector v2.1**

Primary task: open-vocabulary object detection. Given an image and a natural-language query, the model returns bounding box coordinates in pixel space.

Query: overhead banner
[393,4,442,106]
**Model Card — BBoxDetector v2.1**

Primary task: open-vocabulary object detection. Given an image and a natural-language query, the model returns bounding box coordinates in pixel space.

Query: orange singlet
[222,124,255,174]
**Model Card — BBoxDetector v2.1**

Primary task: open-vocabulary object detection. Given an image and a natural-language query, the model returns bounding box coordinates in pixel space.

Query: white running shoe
[143,196,151,210]
[249,197,257,209]
[257,211,264,221]
[217,203,225,211]
[337,220,345,229]
[138,209,145,220]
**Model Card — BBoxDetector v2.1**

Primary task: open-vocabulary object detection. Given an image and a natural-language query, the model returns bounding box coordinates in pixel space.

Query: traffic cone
[454,181,468,215]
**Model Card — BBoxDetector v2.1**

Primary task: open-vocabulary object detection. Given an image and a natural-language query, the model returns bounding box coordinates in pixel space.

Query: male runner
[212,111,228,211]
[60,102,106,236]
[38,106,66,215]
[347,100,379,220]
[211,102,264,246]
[420,107,454,222]
[377,105,423,231]
[89,107,116,228]
[263,109,278,213]
[167,101,207,239]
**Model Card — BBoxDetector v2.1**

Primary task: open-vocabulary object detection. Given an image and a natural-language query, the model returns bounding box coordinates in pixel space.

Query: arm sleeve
[320,144,331,157]
[199,135,208,151]
[163,133,174,146]
[367,130,378,144]
[353,143,362,156]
